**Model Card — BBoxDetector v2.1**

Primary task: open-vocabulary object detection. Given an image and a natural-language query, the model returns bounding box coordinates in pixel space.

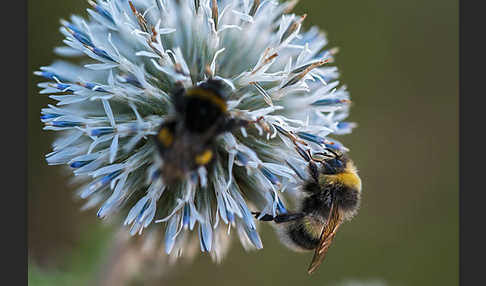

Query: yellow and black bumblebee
[154,79,246,184]
[254,148,361,274]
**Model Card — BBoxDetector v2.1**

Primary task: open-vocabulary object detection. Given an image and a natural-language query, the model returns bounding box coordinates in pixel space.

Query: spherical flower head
[36,0,355,262]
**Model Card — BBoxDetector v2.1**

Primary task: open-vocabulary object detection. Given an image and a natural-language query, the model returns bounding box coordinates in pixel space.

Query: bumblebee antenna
[325,148,341,159]
[313,151,334,159]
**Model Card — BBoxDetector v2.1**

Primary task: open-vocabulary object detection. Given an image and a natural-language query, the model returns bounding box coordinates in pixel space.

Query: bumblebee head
[183,79,229,114]
[317,148,351,174]
[197,79,227,99]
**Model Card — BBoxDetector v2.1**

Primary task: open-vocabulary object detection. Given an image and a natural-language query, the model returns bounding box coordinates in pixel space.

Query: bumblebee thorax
[183,87,227,133]
[318,170,361,192]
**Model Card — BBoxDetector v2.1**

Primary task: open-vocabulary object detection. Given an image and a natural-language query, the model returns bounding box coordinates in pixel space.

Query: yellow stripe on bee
[195,149,213,165]
[319,171,362,192]
[186,88,227,112]
[158,127,173,147]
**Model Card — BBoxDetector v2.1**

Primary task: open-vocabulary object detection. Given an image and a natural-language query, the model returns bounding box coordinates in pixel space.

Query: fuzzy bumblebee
[254,145,361,274]
[155,79,247,184]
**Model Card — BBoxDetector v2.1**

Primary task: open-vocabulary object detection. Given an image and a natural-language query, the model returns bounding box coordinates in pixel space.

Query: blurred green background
[28,0,458,285]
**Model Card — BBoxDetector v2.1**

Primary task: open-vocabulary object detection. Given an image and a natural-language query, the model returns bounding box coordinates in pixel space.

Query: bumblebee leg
[219,118,250,132]
[273,213,305,223]
[252,212,304,223]
[171,84,186,113]
[308,161,320,182]
[251,212,274,221]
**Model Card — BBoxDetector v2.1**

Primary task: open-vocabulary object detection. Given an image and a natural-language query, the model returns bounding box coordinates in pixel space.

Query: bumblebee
[154,79,245,184]
[254,148,361,274]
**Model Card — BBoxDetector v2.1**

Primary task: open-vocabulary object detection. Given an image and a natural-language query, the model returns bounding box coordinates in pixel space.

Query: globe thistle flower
[36,0,354,262]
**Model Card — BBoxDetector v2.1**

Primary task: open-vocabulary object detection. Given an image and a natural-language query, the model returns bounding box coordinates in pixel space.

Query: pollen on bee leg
[158,127,173,147]
[195,149,213,165]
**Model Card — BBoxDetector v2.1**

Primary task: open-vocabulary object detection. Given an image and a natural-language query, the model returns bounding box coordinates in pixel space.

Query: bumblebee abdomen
[279,217,323,251]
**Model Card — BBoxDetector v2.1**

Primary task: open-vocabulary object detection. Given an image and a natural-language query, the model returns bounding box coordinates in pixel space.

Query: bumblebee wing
[307,202,343,274]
